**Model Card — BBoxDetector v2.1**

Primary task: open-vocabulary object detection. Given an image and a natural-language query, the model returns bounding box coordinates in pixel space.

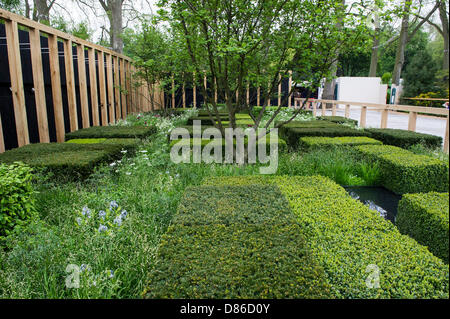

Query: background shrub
[0,163,37,242]
[397,192,449,263]
[356,144,449,194]
[318,116,358,126]
[365,128,442,149]
[65,126,156,140]
[299,136,382,150]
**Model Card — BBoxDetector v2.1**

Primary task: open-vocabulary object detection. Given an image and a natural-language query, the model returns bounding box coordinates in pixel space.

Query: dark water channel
[344,186,402,223]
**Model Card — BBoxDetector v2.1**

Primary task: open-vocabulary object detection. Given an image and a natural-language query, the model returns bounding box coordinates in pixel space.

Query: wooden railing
[0,8,160,153]
[294,98,450,153]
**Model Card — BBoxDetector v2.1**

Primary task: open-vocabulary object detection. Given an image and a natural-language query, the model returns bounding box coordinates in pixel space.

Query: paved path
[320,106,447,141]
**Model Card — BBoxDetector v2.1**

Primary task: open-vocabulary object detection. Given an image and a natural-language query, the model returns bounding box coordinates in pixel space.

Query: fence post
[97,51,108,125]
[313,102,317,117]
[360,106,367,128]
[278,73,282,107]
[63,39,78,133]
[77,44,90,128]
[444,115,449,154]
[332,102,337,116]
[380,107,388,129]
[345,104,350,118]
[106,53,115,123]
[88,48,100,126]
[183,81,186,108]
[125,61,132,116]
[321,102,326,116]
[5,20,29,147]
[29,27,49,143]
[408,111,417,131]
[288,70,292,108]
[113,56,121,119]
[257,87,260,107]
[120,59,127,118]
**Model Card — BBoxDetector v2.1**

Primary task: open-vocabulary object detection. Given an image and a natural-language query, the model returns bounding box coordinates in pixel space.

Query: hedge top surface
[169,136,287,148]
[65,125,155,140]
[365,128,442,148]
[145,223,332,299]
[318,116,358,125]
[366,128,441,140]
[173,185,296,226]
[277,120,342,128]
[357,144,448,167]
[203,175,449,299]
[400,192,449,227]
[300,136,382,147]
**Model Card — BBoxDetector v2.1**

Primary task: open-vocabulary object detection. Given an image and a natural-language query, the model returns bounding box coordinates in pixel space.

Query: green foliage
[397,192,449,263]
[299,136,382,150]
[0,143,132,180]
[173,185,297,226]
[145,184,331,298]
[365,128,442,150]
[317,116,358,126]
[381,72,392,85]
[278,148,381,186]
[280,125,370,149]
[203,176,449,298]
[0,163,37,242]
[356,144,449,194]
[65,126,156,140]
[402,49,439,99]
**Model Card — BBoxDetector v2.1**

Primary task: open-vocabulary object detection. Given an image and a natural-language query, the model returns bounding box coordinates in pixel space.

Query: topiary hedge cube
[356,144,449,194]
[65,125,156,141]
[365,128,442,149]
[299,136,382,150]
[397,192,449,263]
[318,116,358,126]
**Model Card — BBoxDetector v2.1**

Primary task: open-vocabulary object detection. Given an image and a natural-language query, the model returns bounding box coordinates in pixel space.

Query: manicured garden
[0,107,449,299]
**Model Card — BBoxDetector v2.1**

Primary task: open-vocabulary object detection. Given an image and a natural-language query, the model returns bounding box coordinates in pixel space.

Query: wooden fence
[0,8,161,153]
[295,98,450,153]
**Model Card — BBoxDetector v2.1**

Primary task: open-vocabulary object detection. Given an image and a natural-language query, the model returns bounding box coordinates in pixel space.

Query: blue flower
[108,270,114,278]
[120,210,128,219]
[82,206,91,218]
[98,210,106,220]
[80,264,89,272]
[113,216,122,226]
[109,201,119,210]
[98,224,108,233]
[76,217,82,226]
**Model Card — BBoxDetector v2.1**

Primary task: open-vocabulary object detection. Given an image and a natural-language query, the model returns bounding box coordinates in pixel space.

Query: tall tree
[32,0,56,23]
[438,0,449,70]
[369,7,381,76]
[392,0,411,86]
[99,0,125,53]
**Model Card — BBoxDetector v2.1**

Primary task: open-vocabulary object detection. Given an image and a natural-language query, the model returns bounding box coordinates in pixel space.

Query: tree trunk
[25,0,31,19]
[392,0,411,86]
[321,0,345,106]
[32,0,52,23]
[439,0,449,70]
[99,0,124,53]
[368,10,380,77]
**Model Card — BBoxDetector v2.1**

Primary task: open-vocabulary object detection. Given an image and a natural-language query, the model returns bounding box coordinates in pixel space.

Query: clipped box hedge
[65,125,156,141]
[173,185,297,226]
[280,126,370,149]
[169,136,287,153]
[356,144,449,194]
[204,176,449,299]
[66,138,140,153]
[365,128,442,149]
[0,162,37,242]
[299,136,382,150]
[397,192,449,263]
[0,143,127,179]
[187,116,229,125]
[145,184,331,299]
[318,116,358,126]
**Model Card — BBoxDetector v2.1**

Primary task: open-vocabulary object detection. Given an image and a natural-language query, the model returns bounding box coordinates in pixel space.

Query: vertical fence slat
[183,82,186,108]
[332,103,337,116]
[380,107,388,129]
[63,39,78,133]
[360,106,367,128]
[172,73,175,108]
[77,44,90,128]
[0,113,4,153]
[48,34,65,142]
[5,20,29,147]
[125,61,131,116]
[113,56,121,119]
[312,102,317,117]
[106,53,115,123]
[29,28,49,143]
[408,111,417,131]
[88,48,99,126]
[345,104,350,118]
[120,59,127,118]
[288,71,292,108]
[257,87,260,107]
[193,72,196,108]
[214,77,217,104]
[321,103,326,116]
[444,115,449,154]
[97,51,108,125]
[278,74,281,107]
